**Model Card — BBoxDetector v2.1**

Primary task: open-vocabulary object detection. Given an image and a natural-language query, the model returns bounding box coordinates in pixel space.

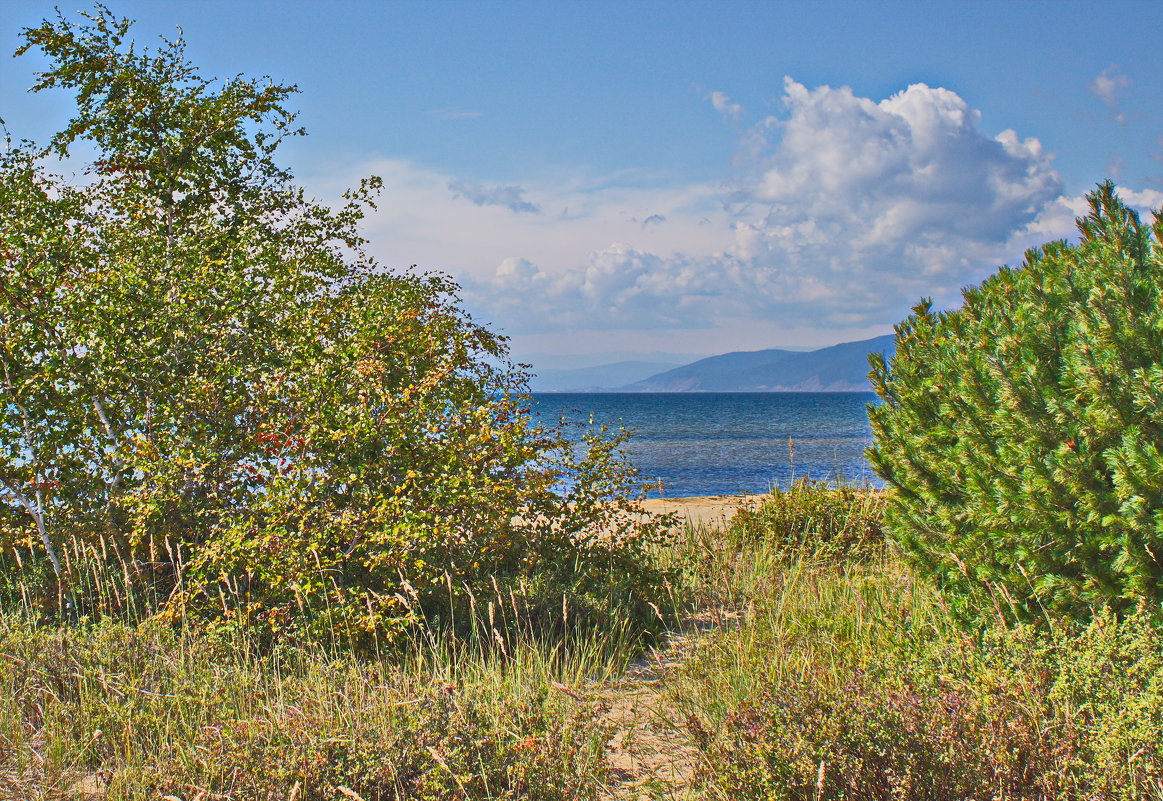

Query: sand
[638,493,763,528]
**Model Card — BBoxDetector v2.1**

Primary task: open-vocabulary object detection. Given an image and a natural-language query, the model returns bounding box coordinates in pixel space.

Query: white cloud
[472,78,1066,334]
[1089,65,1131,125]
[708,90,743,119]
[1004,185,1163,257]
[311,158,733,296]
[310,79,1161,355]
[1121,187,1163,209]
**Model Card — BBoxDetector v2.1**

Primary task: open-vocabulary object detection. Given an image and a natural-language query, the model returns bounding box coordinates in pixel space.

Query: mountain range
[529,335,896,392]
[526,360,684,392]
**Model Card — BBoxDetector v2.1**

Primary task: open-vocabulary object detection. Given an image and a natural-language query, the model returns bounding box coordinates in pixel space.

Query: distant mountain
[518,351,708,372]
[619,335,895,392]
[528,360,685,392]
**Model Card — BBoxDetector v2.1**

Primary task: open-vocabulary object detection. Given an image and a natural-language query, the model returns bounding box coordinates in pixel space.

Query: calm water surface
[530,392,881,498]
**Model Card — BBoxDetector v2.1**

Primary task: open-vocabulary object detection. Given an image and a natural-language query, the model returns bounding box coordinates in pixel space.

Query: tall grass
[0,529,649,800]
[0,609,636,800]
[6,481,1163,799]
[0,531,205,636]
[663,483,1163,801]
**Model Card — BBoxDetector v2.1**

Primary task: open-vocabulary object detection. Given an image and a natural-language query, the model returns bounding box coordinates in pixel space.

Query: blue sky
[3,1,1161,364]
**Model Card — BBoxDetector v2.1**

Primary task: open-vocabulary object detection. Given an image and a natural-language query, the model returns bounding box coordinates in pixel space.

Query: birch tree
[0,7,665,644]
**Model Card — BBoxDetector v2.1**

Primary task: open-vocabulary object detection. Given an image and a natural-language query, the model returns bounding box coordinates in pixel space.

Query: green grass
[663,483,1163,801]
[0,522,658,800]
[0,614,624,800]
[4,482,1163,800]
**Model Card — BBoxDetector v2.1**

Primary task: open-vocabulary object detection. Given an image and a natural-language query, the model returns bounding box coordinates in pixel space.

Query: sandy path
[600,493,764,799]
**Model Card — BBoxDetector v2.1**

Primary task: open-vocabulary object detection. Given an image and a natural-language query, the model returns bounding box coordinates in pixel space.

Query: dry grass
[4,483,1163,800]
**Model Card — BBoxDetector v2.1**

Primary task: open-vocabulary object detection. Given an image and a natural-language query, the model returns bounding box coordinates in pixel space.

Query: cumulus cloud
[708,90,743,119]
[448,179,540,213]
[1089,65,1131,125]
[315,79,1160,353]
[729,79,1062,296]
[474,78,1066,332]
[494,257,547,288]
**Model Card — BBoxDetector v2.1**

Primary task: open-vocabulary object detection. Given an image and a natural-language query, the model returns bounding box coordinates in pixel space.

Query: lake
[529,392,881,498]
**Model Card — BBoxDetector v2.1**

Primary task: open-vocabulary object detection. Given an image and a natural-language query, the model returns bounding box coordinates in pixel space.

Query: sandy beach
[639,494,763,528]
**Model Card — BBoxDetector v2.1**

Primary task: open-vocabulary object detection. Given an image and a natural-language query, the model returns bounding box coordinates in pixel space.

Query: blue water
[530,392,881,498]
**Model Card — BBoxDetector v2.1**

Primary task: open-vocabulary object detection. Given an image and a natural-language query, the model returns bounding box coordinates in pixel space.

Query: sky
[2,0,1162,367]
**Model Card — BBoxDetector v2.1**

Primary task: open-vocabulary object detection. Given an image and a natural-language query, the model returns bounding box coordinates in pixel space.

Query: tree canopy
[869,183,1163,624]
[1,6,665,646]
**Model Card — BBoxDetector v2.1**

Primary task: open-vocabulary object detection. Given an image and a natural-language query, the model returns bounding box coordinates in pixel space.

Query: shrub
[868,184,1163,623]
[672,486,1163,800]
[0,7,669,647]
[727,479,885,556]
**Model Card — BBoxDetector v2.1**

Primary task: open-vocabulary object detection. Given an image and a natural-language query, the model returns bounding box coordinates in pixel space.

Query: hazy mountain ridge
[527,360,684,392]
[619,335,896,392]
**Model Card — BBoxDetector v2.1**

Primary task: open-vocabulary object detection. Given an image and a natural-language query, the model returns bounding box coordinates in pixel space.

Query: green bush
[868,184,1163,623]
[727,479,885,555]
[675,481,1163,800]
[0,7,669,647]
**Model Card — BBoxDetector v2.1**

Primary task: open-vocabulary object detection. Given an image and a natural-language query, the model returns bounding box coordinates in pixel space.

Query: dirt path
[600,619,734,800]
[600,495,758,799]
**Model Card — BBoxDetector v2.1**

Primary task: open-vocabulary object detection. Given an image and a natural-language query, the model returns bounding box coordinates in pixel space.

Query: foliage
[0,6,669,647]
[688,609,1163,800]
[867,183,1163,623]
[727,479,884,555]
[665,487,1163,800]
[5,478,1163,798]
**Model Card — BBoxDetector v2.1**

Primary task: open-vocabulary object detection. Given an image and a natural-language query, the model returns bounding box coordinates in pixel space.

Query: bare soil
[601,495,757,799]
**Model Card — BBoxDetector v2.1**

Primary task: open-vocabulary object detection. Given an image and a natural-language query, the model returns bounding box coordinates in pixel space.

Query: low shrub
[684,583,1163,799]
[671,481,1163,800]
[727,479,885,555]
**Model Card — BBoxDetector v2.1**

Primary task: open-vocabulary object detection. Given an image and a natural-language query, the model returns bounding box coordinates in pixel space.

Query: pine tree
[869,183,1163,623]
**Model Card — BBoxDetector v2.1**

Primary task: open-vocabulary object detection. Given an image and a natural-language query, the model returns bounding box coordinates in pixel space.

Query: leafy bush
[868,184,1163,623]
[0,8,668,647]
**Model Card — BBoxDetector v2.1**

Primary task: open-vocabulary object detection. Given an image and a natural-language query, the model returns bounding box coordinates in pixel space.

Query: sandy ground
[601,494,765,798]
[638,494,763,528]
